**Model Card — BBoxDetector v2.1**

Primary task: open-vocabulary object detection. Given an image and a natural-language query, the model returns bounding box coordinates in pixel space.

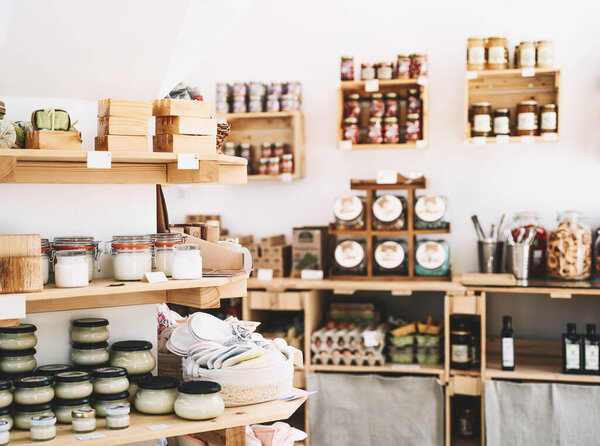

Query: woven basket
[216,122,230,153]
[158,351,183,382]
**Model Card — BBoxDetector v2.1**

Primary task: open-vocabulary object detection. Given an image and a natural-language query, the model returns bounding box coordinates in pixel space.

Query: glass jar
[0,408,12,430]
[105,404,130,429]
[232,96,246,113]
[232,82,247,97]
[0,381,11,409]
[265,94,280,112]
[41,239,51,285]
[110,341,156,375]
[71,408,96,433]
[71,342,109,367]
[248,81,265,97]
[360,63,375,80]
[405,114,421,140]
[248,95,263,113]
[13,402,54,430]
[0,323,37,351]
[547,211,592,280]
[0,419,8,446]
[407,89,421,115]
[510,212,547,276]
[370,93,385,118]
[280,94,297,111]
[0,348,37,374]
[374,240,408,276]
[13,376,54,405]
[174,381,224,420]
[29,415,56,441]
[451,323,472,370]
[517,101,538,136]
[71,318,109,344]
[222,142,236,157]
[54,371,93,400]
[273,142,286,158]
[260,142,272,158]
[215,82,228,97]
[344,94,361,119]
[134,376,179,415]
[238,143,253,174]
[334,195,365,229]
[268,157,281,175]
[281,154,294,174]
[540,104,557,134]
[342,117,359,143]
[376,62,393,80]
[466,38,486,70]
[471,103,492,137]
[126,373,152,403]
[487,36,508,70]
[36,364,71,377]
[54,250,89,288]
[415,240,450,276]
[410,53,428,77]
[372,194,406,230]
[383,117,400,144]
[91,392,130,417]
[54,397,92,423]
[172,244,203,280]
[493,108,510,136]
[215,100,229,114]
[333,240,367,276]
[536,40,554,68]
[93,367,129,394]
[269,82,283,96]
[152,233,184,277]
[52,236,100,281]
[108,235,154,281]
[518,41,536,68]
[395,54,411,78]
[384,93,398,118]
[341,56,354,81]
[258,158,268,175]
[414,195,449,230]
[367,118,383,144]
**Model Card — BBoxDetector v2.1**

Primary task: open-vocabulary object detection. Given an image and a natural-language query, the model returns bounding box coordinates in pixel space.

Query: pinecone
[216,122,231,154]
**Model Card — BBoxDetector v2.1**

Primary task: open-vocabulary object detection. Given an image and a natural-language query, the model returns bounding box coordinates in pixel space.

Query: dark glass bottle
[583,323,600,374]
[501,315,514,371]
[562,323,582,374]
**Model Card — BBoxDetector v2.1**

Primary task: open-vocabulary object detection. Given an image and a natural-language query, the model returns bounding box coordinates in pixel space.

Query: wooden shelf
[465,135,559,144]
[345,141,421,149]
[340,79,425,89]
[330,227,450,237]
[466,67,558,77]
[310,363,445,378]
[248,173,301,182]
[9,391,307,446]
[0,149,247,185]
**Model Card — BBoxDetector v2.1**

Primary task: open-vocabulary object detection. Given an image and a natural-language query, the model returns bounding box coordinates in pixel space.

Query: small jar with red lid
[344,94,361,119]
[268,157,281,175]
[370,93,385,118]
[343,118,359,143]
[385,93,399,118]
[106,235,155,281]
[367,118,383,144]
[383,117,400,144]
[53,237,101,282]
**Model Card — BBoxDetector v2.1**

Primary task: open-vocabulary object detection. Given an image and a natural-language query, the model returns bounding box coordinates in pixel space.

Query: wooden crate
[0,234,43,293]
[248,291,306,311]
[152,99,211,118]
[98,99,152,118]
[97,116,149,136]
[152,134,216,154]
[156,116,217,136]
[25,131,82,150]
[94,135,148,152]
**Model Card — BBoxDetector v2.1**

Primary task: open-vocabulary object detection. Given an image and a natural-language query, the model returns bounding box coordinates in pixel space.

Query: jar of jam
[539,104,557,134]
[258,158,268,175]
[410,54,428,77]
[222,142,236,157]
[344,94,361,118]
[361,63,375,80]
[383,117,399,144]
[487,37,508,70]
[334,195,365,229]
[343,117,359,143]
[281,154,293,174]
[384,93,398,118]
[333,239,367,276]
[395,54,411,78]
[493,108,510,136]
[341,56,354,81]
[518,41,536,68]
[232,82,247,97]
[265,95,280,112]
[374,240,408,276]
[407,89,421,115]
[248,95,262,113]
[273,142,286,158]
[268,157,281,175]
[405,114,421,140]
[372,194,406,230]
[370,93,385,118]
[517,101,538,136]
[470,103,492,137]
[377,62,393,80]
[510,212,547,276]
[269,82,283,96]
[451,317,473,369]
[536,41,554,68]
[467,38,486,70]
[261,142,272,158]
[239,144,253,173]
[367,118,383,144]
[232,96,246,113]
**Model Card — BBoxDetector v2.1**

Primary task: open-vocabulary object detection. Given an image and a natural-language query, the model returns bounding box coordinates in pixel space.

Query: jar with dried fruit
[547,211,592,280]
[407,89,421,115]
[405,114,421,140]
[383,117,399,144]
[342,117,359,143]
[367,118,383,144]
[370,93,385,118]
[510,212,547,276]
[384,93,399,118]
[410,54,428,77]
[341,56,354,81]
[395,54,411,78]
[344,94,361,119]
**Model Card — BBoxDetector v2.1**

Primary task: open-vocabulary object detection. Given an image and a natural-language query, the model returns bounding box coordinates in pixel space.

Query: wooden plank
[0,234,40,257]
[166,160,219,184]
[450,293,480,315]
[153,134,216,154]
[97,99,152,118]
[28,290,166,313]
[167,286,221,309]
[97,116,149,136]
[248,291,305,311]
[153,99,211,118]
[25,131,82,150]
[449,375,482,396]
[0,319,19,327]
[0,256,43,293]
[0,157,16,182]
[310,363,445,378]
[94,135,148,152]
[156,116,217,136]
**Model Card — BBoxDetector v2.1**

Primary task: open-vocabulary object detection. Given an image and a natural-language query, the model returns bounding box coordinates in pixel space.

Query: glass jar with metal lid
[451,320,473,370]
[29,414,56,441]
[370,93,385,118]
[405,114,421,140]
[13,402,54,430]
[54,250,89,288]
[105,404,130,429]
[493,108,511,136]
[71,342,109,367]
[466,38,486,70]
[174,381,224,420]
[151,233,184,277]
[265,94,280,112]
[281,154,294,174]
[396,54,411,78]
[516,101,538,136]
[13,376,54,405]
[340,56,354,81]
[35,364,71,377]
[54,397,93,424]
[367,118,383,144]
[539,104,557,133]
[52,236,100,281]
[374,240,408,276]
[410,53,428,77]
[0,381,11,409]
[222,142,236,157]
[344,94,361,119]
[172,244,203,280]
[360,63,375,80]
[0,348,37,374]
[414,195,449,230]
[342,117,359,143]
[134,376,179,415]
[333,239,367,276]
[258,158,268,175]
[41,239,52,285]
[71,408,96,433]
[415,240,450,276]
[536,40,554,68]
[383,117,400,144]
[334,195,365,229]
[384,93,398,118]
[486,37,508,70]
[110,341,156,375]
[54,371,93,400]
[72,318,109,344]
[0,324,37,351]
[107,235,154,281]
[232,96,246,113]
[376,62,393,80]
[0,419,8,446]
[470,103,492,137]
[248,94,263,113]
[372,194,406,230]
[268,157,281,175]
[518,41,536,68]
[93,367,129,394]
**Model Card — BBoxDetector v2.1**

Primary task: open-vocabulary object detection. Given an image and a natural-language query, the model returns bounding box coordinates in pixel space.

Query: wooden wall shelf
[310,363,445,378]
[0,149,247,185]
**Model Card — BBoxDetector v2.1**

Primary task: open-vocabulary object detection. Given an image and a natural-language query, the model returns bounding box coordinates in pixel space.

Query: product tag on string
[147,424,170,431]
[301,269,324,280]
[466,71,478,80]
[142,272,168,284]
[76,433,106,441]
[472,137,487,146]
[0,295,25,319]
[495,135,510,144]
[362,330,379,348]
[257,268,273,281]
[87,151,111,169]
[338,140,352,151]
[365,79,379,92]
[521,68,535,77]
[415,140,427,148]
[376,169,397,184]
[417,76,428,86]
[177,153,199,170]
[281,172,292,183]
[520,135,535,144]
[542,132,558,142]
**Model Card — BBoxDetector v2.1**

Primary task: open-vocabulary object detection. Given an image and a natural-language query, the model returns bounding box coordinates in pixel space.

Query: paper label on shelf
[86,151,111,169]
[365,79,379,92]
[466,71,478,80]
[281,172,293,182]
[257,268,273,281]
[362,330,380,348]
[146,424,170,431]
[415,139,427,148]
[502,337,514,367]
[520,135,535,144]
[76,433,107,440]
[177,153,199,170]
[495,135,510,144]
[338,140,352,151]
[301,269,324,280]
[542,132,558,141]
[143,272,168,283]
[417,76,428,86]
[521,67,535,77]
[391,364,421,371]
[0,294,26,319]
[376,169,397,184]
[472,136,487,145]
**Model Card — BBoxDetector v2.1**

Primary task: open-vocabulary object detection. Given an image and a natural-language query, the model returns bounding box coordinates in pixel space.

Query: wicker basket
[158,351,183,382]
[216,122,230,153]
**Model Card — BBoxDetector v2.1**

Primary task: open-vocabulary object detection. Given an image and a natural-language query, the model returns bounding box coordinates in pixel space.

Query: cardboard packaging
[292,226,329,278]
[260,234,286,247]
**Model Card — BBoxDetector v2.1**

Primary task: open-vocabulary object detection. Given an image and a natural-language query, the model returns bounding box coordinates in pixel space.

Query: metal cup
[477,241,504,273]
[506,243,533,280]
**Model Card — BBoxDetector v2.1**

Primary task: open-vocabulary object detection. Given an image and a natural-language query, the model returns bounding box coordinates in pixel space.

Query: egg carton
[311,323,388,355]
[311,349,385,367]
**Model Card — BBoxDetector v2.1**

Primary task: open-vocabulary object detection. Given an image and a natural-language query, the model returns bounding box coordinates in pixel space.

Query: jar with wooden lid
[344,94,361,119]
[383,117,399,144]
[466,38,486,70]
[341,56,354,81]
[377,62,393,80]
[370,93,385,118]
[487,37,508,69]
[395,54,411,79]
[470,103,492,136]
[536,40,554,68]
[333,239,367,276]
[333,195,365,229]
[410,54,428,77]
[518,41,536,68]
[367,118,383,144]
[493,108,511,136]
[374,240,408,276]
[360,63,375,80]
[372,194,406,230]
[539,104,557,133]
[342,117,359,143]
[261,142,272,158]
[516,101,538,136]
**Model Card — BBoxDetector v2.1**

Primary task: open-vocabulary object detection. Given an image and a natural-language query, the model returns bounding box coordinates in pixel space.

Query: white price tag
[417,76,428,86]
[362,330,379,348]
[542,132,558,141]
[390,364,421,371]
[338,140,352,151]
[0,295,26,319]
[472,136,487,145]
[495,135,510,144]
[77,433,107,441]
[466,71,478,80]
[520,135,535,144]
[177,153,199,170]
[86,151,111,169]
[281,172,293,182]
[142,272,168,283]
[365,79,379,92]
[415,140,427,148]
[521,68,535,77]
[257,268,273,281]
[146,424,170,431]
[376,169,397,184]
[301,269,324,280]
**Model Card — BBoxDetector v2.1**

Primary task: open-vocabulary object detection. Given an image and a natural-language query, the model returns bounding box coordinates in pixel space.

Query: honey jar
[487,37,508,70]
[467,38,486,70]
[517,101,538,136]
[470,103,492,137]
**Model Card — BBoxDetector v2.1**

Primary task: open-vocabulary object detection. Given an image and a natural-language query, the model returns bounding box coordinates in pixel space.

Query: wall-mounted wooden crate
[216,111,305,181]
[337,79,429,149]
[465,68,561,144]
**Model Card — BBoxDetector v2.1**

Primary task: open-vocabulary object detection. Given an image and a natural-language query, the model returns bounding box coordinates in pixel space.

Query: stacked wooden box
[250,234,291,277]
[95,99,152,152]
[0,234,43,293]
[152,99,216,154]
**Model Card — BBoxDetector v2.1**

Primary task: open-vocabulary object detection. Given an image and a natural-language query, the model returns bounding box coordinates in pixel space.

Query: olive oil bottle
[501,316,514,371]
[583,323,600,375]
[562,323,582,374]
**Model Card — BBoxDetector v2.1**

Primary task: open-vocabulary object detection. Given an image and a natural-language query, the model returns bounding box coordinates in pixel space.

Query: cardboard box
[248,244,261,259]
[260,234,286,247]
[261,244,291,258]
[186,215,221,225]
[221,235,254,246]
[292,226,329,278]
[260,246,291,277]
[169,224,206,240]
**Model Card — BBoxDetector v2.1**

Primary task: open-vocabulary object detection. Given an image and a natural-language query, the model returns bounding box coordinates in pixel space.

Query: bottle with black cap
[562,323,582,374]
[583,323,600,375]
[501,315,514,371]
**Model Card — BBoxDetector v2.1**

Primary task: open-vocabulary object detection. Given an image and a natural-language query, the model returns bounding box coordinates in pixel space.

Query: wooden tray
[95,135,148,152]
[25,131,82,150]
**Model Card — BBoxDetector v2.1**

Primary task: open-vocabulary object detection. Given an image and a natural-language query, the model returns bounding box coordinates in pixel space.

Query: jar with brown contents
[517,101,538,136]
[536,40,554,68]
[547,211,592,280]
[470,103,492,137]
[487,37,508,70]
[518,41,536,68]
[539,104,557,134]
[466,38,486,70]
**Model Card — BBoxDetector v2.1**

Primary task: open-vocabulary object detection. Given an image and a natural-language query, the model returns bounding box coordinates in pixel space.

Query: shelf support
[0,157,16,182]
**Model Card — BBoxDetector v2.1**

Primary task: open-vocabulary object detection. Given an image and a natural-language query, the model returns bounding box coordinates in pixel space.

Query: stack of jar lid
[470,102,558,137]
[223,141,295,177]
[467,37,553,70]
[340,54,428,81]
[216,81,302,114]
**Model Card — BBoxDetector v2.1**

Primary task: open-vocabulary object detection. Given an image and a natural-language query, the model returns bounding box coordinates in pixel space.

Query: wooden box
[152,99,211,118]
[98,99,152,118]
[152,134,215,154]
[97,116,149,136]
[25,131,82,150]
[156,116,217,136]
[94,135,148,152]
[0,234,43,293]
[248,291,305,311]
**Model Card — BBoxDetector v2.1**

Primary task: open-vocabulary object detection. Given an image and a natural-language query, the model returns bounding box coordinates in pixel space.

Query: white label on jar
[177,153,199,170]
[334,195,363,222]
[468,47,485,64]
[473,114,491,132]
[585,345,599,370]
[334,240,364,269]
[373,195,402,223]
[415,196,446,222]
[365,79,379,93]
[416,242,447,270]
[451,345,469,363]
[77,433,106,440]
[538,46,553,65]
[488,46,505,64]
[517,112,536,130]
[541,111,557,130]
[566,344,580,369]
[520,48,536,68]
[375,241,405,269]
[502,337,514,367]
[493,116,510,135]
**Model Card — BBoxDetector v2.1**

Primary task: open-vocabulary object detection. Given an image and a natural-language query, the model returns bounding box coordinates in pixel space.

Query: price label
[76,433,107,440]
[415,140,427,148]
[146,424,170,431]
[472,136,487,145]
[495,135,510,144]
[542,132,558,142]
[466,71,478,80]
[362,330,379,347]
[376,169,397,184]
[281,172,293,182]
[520,135,535,144]
[0,295,25,319]
[417,76,428,86]
[87,151,111,169]
[365,79,379,92]
[177,153,199,170]
[301,269,324,280]
[391,364,421,371]
[142,272,168,283]
[257,268,273,281]
[521,68,535,77]
[338,140,352,151]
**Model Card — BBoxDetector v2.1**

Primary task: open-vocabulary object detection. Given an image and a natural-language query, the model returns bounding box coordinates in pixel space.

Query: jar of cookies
[547,211,592,280]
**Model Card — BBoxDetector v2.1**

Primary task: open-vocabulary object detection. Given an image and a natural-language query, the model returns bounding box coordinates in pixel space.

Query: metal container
[477,241,504,273]
[506,244,533,280]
